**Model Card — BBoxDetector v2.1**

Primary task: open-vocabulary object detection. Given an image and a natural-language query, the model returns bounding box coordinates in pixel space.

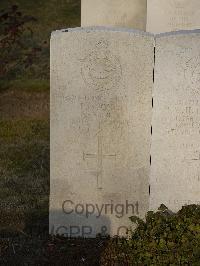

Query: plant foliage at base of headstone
[101,204,200,265]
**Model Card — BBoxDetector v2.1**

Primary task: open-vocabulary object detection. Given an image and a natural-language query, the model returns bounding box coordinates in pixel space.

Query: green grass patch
[0,79,49,92]
[0,120,49,143]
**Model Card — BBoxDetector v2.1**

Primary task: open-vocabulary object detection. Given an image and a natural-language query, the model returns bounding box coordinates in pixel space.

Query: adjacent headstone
[50,28,154,237]
[147,0,200,33]
[150,31,200,212]
[81,0,147,31]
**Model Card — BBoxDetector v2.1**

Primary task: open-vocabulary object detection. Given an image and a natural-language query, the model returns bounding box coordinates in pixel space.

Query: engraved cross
[83,125,116,189]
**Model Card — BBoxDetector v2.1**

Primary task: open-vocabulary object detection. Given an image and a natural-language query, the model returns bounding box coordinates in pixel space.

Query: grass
[0,120,49,233]
[0,79,50,93]
[0,120,49,142]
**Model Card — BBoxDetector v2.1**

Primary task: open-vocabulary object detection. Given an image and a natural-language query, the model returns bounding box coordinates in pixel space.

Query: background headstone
[147,0,200,33]
[81,0,147,31]
[150,31,200,211]
[50,28,154,237]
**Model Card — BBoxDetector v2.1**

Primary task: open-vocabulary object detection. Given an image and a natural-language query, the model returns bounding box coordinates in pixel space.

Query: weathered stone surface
[147,0,200,33]
[81,0,147,31]
[150,31,200,212]
[50,28,154,237]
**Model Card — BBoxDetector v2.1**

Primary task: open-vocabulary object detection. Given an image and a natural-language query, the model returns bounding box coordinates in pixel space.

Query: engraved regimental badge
[81,40,122,91]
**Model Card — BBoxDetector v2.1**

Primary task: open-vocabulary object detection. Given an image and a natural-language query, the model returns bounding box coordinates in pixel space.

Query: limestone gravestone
[50,1,200,237]
[150,31,200,211]
[50,28,154,237]
[147,0,200,33]
[81,0,147,31]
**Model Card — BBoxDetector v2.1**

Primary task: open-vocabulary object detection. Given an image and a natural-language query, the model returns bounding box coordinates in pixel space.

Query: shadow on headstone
[49,209,111,238]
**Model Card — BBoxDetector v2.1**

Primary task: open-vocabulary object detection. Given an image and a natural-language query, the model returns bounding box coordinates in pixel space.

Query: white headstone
[150,31,200,212]
[81,0,147,31]
[147,0,200,33]
[50,28,154,237]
